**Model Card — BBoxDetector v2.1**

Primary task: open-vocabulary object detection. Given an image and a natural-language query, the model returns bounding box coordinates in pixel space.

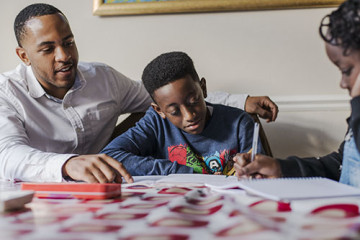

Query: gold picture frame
[93,0,343,16]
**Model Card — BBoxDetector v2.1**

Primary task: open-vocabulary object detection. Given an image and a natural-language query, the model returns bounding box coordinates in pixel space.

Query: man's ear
[200,77,207,99]
[151,102,166,119]
[16,47,31,66]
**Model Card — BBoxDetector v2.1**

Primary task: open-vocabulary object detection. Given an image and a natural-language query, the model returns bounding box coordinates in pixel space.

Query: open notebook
[132,174,360,201]
[131,174,240,190]
[236,177,360,201]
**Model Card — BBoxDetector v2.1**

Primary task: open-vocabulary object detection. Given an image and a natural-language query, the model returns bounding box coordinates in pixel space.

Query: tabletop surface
[1,175,360,240]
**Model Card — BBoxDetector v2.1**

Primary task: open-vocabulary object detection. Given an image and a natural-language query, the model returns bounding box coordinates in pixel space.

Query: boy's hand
[233,153,282,179]
[245,96,279,122]
[62,154,134,183]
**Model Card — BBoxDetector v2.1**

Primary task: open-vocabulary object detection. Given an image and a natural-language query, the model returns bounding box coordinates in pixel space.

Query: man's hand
[245,96,279,122]
[233,153,282,179]
[62,154,134,183]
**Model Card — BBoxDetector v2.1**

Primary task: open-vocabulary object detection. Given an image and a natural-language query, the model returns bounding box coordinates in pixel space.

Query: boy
[101,52,263,176]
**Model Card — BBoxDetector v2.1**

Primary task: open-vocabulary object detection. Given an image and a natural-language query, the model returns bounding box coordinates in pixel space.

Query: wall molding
[271,94,351,112]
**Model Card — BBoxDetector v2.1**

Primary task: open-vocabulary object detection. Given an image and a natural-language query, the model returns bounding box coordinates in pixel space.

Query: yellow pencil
[225,148,252,177]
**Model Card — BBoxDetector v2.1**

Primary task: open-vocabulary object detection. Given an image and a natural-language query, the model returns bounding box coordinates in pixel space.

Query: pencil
[225,148,253,177]
[251,122,260,162]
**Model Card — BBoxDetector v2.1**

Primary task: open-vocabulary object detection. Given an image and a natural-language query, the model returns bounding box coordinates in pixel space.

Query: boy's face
[151,75,209,135]
[325,42,360,97]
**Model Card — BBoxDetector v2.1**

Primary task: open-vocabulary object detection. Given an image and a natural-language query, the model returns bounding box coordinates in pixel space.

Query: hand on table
[62,154,134,183]
[245,96,279,122]
[233,153,282,179]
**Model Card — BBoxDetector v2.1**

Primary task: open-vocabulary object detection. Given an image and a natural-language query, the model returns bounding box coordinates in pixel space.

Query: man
[0,3,278,183]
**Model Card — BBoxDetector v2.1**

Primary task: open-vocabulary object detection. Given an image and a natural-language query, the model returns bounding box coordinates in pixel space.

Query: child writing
[101,51,263,176]
[234,0,360,187]
[320,0,360,187]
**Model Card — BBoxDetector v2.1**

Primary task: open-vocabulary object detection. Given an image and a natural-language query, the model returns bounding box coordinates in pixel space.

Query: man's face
[152,75,209,135]
[16,13,79,99]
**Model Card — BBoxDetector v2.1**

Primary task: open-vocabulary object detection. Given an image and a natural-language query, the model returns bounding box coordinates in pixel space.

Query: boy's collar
[207,105,213,116]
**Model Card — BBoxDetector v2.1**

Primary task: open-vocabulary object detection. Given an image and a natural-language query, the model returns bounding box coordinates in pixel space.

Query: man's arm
[100,110,193,176]
[205,92,278,122]
[0,98,74,182]
[0,95,133,183]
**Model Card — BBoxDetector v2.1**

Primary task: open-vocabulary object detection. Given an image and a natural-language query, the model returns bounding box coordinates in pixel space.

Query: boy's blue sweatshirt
[101,103,262,176]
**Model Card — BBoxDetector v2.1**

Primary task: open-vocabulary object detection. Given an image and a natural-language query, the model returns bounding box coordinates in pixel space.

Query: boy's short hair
[142,51,200,98]
[14,3,64,47]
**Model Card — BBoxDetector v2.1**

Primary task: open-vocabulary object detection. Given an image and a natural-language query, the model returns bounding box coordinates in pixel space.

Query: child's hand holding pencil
[224,122,259,177]
[232,153,282,179]
[224,149,252,177]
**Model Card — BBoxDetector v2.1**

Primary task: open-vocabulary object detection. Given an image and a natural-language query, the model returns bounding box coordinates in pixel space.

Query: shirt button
[63,104,70,109]
[75,128,82,133]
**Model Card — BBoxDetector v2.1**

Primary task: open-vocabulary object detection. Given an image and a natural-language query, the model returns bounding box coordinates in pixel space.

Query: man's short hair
[142,51,200,98]
[14,3,64,46]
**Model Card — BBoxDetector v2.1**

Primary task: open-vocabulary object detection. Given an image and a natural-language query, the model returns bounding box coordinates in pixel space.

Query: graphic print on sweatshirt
[167,144,236,174]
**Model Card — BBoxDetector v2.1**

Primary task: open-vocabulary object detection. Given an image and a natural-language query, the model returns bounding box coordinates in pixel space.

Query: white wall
[0,0,350,159]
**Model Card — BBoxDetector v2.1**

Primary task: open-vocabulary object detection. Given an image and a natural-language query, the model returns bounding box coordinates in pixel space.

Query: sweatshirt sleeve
[277,141,343,181]
[100,109,193,176]
[350,96,360,153]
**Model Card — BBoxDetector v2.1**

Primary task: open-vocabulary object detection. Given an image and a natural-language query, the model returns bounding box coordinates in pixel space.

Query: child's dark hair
[14,3,64,47]
[319,0,360,55]
[142,51,200,99]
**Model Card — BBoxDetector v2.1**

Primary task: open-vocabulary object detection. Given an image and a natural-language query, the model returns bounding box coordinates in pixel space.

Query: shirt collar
[26,65,46,99]
[206,102,213,116]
